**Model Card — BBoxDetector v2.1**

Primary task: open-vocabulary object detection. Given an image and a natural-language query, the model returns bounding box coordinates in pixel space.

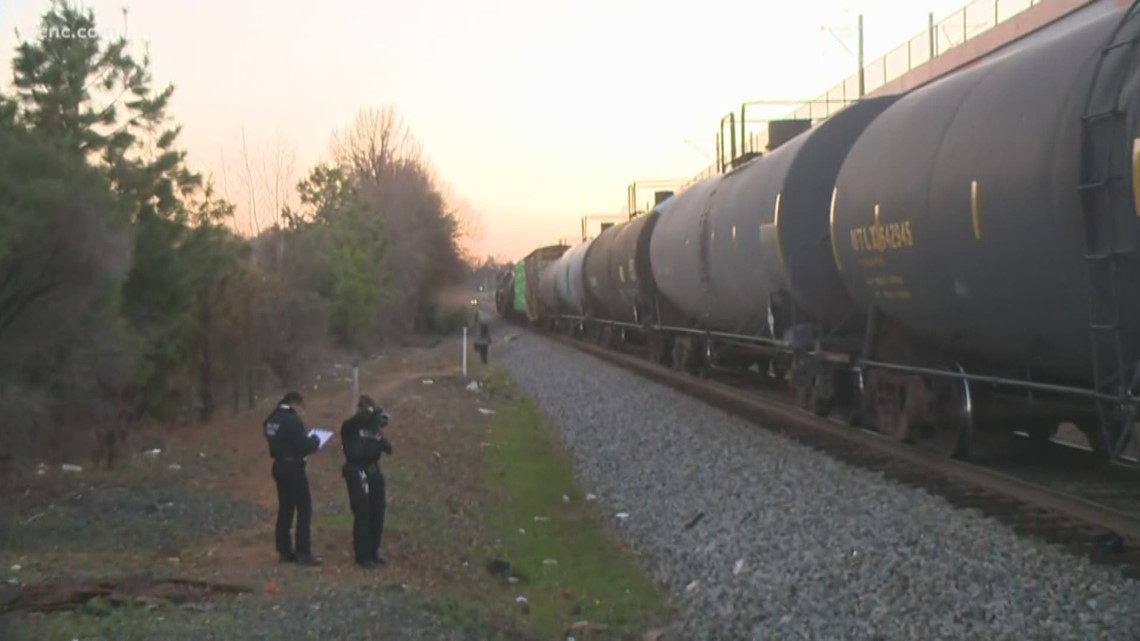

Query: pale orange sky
[0,0,973,261]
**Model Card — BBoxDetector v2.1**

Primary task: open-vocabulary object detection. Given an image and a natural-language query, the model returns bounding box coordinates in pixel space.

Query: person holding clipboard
[264,391,324,566]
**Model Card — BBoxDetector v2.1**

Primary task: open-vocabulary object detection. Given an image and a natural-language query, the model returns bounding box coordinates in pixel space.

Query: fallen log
[0,573,251,614]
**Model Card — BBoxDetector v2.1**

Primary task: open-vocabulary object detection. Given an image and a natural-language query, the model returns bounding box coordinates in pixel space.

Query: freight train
[498,4,1140,462]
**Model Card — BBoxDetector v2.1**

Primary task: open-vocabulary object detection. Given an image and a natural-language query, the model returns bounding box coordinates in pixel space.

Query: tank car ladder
[1077,0,1140,461]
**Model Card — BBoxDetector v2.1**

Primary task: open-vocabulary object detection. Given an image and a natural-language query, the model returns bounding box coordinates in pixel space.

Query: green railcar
[504,245,569,323]
[512,260,527,314]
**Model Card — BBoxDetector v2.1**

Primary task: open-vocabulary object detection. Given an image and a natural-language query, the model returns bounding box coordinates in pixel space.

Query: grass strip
[477,369,670,638]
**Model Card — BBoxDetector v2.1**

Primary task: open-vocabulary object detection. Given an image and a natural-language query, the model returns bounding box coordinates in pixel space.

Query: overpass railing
[680,0,1042,190]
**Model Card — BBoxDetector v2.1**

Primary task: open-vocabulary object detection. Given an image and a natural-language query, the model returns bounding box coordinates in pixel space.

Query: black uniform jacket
[341,408,392,473]
[264,404,319,462]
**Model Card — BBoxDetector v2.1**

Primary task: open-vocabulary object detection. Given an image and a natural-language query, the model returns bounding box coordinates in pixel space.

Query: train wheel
[923,372,973,458]
[865,368,970,458]
[795,373,833,417]
[671,337,701,376]
[791,356,833,417]
[834,368,865,427]
[864,319,972,458]
[670,340,687,372]
[765,354,791,384]
[690,338,707,377]
[648,331,670,366]
[697,341,717,379]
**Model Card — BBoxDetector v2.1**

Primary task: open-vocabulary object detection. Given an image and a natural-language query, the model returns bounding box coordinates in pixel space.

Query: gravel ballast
[491,320,1140,640]
[0,485,268,554]
[4,582,469,641]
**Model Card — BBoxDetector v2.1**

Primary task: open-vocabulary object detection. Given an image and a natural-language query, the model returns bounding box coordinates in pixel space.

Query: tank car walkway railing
[680,0,1043,191]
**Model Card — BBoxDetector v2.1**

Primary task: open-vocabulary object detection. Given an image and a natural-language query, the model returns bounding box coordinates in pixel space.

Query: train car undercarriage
[534,307,1140,466]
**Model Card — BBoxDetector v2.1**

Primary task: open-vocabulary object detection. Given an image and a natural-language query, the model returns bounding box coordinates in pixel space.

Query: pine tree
[10,0,252,422]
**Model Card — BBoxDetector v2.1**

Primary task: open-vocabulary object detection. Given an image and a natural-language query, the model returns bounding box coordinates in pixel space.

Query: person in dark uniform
[340,394,393,568]
[264,391,321,566]
[474,322,491,365]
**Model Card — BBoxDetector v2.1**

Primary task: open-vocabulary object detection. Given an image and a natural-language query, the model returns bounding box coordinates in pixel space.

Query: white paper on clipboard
[308,428,334,451]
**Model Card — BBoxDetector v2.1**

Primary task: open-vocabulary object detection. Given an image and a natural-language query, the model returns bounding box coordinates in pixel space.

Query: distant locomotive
[497,5,1140,462]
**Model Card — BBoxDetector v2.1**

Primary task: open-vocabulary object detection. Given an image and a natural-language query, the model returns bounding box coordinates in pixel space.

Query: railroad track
[510,319,1140,580]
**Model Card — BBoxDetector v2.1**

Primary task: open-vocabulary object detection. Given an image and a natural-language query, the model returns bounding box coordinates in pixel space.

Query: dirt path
[160,340,492,590]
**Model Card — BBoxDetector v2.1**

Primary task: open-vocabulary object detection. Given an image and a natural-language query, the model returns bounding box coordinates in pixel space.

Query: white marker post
[352,361,360,411]
[462,326,468,378]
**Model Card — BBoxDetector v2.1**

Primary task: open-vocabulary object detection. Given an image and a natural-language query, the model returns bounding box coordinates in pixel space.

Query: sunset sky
[0,0,971,261]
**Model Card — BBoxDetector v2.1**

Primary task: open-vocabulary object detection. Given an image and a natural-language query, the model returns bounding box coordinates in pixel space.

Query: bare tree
[238,129,262,233]
[260,134,298,229]
[205,130,304,414]
[438,185,484,264]
[325,105,468,336]
[330,106,423,185]
[215,129,301,238]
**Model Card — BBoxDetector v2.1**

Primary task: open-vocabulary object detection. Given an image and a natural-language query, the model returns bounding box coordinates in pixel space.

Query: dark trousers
[344,465,386,562]
[476,344,488,364]
[272,460,312,558]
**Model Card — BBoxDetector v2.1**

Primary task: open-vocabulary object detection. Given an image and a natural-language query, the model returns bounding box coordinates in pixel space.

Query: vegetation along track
[506,317,1140,581]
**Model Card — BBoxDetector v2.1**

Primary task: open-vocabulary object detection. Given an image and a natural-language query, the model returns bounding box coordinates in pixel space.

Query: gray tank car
[832,9,1140,382]
[582,224,625,322]
[645,96,900,378]
[577,199,676,349]
[553,238,595,318]
[536,261,561,321]
[648,96,900,338]
[583,200,673,325]
[829,8,1140,455]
